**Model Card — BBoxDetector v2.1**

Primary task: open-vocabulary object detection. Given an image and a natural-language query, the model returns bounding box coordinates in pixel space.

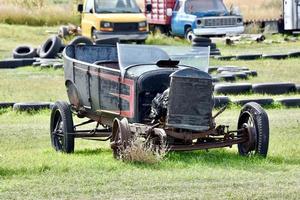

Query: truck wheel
[238,102,269,157]
[50,101,75,153]
[185,28,194,42]
[110,118,131,159]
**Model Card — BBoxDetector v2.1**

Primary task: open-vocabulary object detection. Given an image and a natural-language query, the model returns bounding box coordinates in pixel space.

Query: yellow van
[78,0,148,43]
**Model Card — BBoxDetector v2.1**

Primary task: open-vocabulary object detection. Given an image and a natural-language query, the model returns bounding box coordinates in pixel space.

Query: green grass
[0,108,299,199]
[0,24,300,199]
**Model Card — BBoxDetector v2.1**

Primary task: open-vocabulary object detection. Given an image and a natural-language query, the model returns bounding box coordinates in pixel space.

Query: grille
[113,23,138,32]
[204,17,237,27]
[167,68,213,131]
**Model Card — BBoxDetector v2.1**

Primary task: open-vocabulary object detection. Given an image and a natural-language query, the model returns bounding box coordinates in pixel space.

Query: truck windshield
[94,0,141,13]
[185,0,227,14]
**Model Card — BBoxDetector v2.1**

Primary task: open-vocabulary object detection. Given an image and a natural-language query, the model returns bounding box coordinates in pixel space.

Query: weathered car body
[50,44,269,158]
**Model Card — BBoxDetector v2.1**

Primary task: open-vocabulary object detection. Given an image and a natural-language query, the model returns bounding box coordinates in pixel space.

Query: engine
[150,68,214,132]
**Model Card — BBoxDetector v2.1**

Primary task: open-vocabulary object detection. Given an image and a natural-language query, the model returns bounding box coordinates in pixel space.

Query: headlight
[101,21,112,28]
[197,19,202,25]
[138,21,147,27]
[237,18,243,24]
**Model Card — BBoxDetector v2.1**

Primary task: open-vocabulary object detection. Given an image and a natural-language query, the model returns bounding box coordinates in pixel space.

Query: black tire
[217,66,249,73]
[296,85,300,93]
[244,70,258,77]
[213,96,231,108]
[0,102,15,109]
[69,36,93,46]
[216,74,236,82]
[212,77,220,83]
[0,58,36,69]
[50,101,75,153]
[210,49,221,56]
[53,63,63,69]
[192,42,216,49]
[40,36,62,58]
[288,51,300,58]
[58,26,69,38]
[95,38,120,45]
[185,27,194,42]
[13,45,37,59]
[238,102,269,157]
[236,54,262,60]
[234,98,274,106]
[215,55,236,61]
[277,98,300,107]
[252,83,296,95]
[214,83,252,95]
[193,37,211,43]
[13,102,52,112]
[262,54,288,60]
[32,62,41,67]
[208,66,219,73]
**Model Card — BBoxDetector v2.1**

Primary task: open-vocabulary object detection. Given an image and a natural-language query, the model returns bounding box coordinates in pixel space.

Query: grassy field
[0,0,79,26]
[0,108,299,199]
[0,24,300,199]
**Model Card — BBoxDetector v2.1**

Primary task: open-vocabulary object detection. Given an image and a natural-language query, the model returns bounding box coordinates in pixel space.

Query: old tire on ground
[296,85,300,93]
[50,101,75,153]
[193,37,211,43]
[40,36,62,58]
[13,102,52,111]
[217,74,236,82]
[110,118,131,159]
[214,83,252,95]
[288,51,300,58]
[13,45,37,59]
[217,66,249,73]
[262,54,288,60]
[213,96,231,108]
[215,55,236,61]
[252,83,296,95]
[236,54,262,60]
[0,102,15,109]
[277,98,300,107]
[238,102,269,157]
[69,36,93,46]
[233,98,274,106]
[192,42,216,49]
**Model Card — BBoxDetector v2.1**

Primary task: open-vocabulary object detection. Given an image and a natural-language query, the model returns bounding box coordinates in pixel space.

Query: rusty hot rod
[50,44,269,158]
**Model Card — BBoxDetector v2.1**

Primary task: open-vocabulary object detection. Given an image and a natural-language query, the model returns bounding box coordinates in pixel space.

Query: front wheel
[237,102,269,157]
[50,101,75,153]
[185,28,195,42]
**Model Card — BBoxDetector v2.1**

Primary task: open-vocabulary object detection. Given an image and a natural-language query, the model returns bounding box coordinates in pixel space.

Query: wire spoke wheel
[237,102,269,157]
[50,101,75,153]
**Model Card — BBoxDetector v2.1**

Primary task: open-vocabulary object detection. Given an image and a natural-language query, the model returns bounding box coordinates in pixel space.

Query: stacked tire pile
[192,37,221,56]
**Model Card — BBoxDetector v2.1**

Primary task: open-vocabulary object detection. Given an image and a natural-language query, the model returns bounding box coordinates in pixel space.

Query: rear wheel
[50,101,75,153]
[237,102,269,157]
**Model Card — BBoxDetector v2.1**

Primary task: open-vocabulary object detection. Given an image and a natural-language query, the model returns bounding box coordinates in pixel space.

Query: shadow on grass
[127,149,300,171]
[74,148,112,156]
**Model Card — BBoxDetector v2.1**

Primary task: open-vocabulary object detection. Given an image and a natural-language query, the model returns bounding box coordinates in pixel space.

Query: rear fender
[65,80,82,109]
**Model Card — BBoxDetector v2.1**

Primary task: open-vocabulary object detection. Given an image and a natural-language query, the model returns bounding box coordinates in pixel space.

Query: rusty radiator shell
[167,68,213,132]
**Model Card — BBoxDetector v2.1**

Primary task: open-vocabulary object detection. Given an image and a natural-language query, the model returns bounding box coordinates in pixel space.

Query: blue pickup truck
[145,0,244,41]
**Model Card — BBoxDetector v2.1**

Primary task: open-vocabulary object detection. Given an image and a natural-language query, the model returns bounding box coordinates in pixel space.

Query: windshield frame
[184,0,228,15]
[94,0,141,14]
